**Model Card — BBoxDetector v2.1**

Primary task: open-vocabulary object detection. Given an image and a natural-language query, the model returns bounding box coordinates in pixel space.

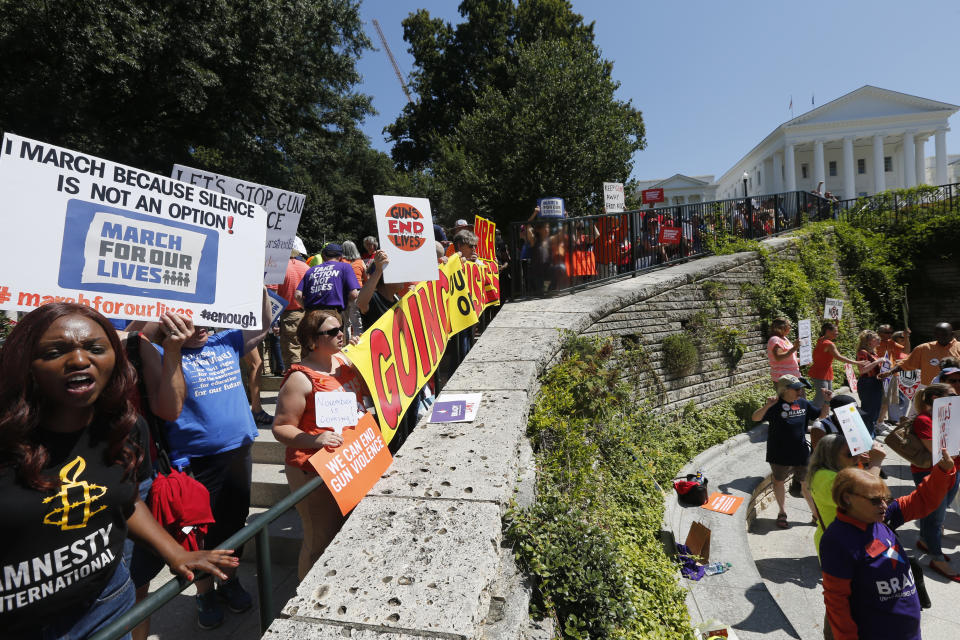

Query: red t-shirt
[809,338,836,380]
[857,350,879,378]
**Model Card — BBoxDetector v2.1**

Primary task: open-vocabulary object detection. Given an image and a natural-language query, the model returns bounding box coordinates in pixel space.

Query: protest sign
[343,254,480,443]
[702,492,744,516]
[309,412,392,515]
[0,133,265,328]
[641,188,665,205]
[374,195,438,284]
[898,368,921,401]
[833,402,874,456]
[932,396,960,457]
[473,215,496,262]
[537,197,565,218]
[823,298,844,320]
[431,393,482,423]
[463,258,500,311]
[267,289,288,327]
[879,354,893,391]
[172,165,304,284]
[314,391,361,435]
[797,319,813,366]
[844,363,858,393]
[603,182,625,213]
[658,225,682,245]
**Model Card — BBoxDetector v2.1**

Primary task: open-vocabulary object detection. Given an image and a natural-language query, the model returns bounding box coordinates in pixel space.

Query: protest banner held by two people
[0,132,265,327]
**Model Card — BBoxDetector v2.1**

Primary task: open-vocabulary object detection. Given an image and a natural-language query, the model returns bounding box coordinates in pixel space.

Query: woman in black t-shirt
[0,303,238,639]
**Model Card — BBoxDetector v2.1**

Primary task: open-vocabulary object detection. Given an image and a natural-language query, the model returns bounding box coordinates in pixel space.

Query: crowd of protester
[761,318,960,639]
[0,218,494,638]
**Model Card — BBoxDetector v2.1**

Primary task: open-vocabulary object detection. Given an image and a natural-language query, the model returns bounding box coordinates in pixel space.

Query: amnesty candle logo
[42,457,107,530]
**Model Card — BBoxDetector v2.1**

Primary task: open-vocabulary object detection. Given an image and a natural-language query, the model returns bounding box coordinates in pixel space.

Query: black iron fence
[507,183,960,299]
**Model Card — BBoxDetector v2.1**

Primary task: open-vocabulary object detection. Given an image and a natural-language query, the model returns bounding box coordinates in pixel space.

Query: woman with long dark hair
[0,303,237,639]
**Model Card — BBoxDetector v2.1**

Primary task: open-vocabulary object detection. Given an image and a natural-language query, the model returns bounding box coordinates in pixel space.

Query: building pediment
[654,173,711,189]
[787,86,958,128]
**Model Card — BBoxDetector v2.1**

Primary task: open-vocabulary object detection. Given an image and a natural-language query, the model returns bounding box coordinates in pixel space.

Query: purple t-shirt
[296,261,360,310]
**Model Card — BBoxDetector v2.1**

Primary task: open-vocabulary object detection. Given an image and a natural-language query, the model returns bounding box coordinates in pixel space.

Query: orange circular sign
[385,203,427,252]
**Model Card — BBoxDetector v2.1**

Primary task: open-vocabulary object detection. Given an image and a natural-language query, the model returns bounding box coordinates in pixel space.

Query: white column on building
[773,152,784,193]
[784,143,796,191]
[813,139,826,189]
[873,134,886,193]
[935,127,948,185]
[903,132,916,188]
[842,136,855,199]
[915,135,925,186]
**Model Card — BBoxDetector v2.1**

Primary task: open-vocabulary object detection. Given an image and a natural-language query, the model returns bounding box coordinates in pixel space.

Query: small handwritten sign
[833,402,873,456]
[314,391,359,435]
[932,396,960,457]
[823,298,844,320]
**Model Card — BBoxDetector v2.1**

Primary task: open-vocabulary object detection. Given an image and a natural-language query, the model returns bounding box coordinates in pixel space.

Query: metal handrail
[89,474,326,640]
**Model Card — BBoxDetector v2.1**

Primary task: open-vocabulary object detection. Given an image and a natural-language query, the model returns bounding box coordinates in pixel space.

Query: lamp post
[742,172,753,238]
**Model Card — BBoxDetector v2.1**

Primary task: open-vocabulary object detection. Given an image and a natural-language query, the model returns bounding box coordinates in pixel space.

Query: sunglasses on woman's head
[317,325,343,336]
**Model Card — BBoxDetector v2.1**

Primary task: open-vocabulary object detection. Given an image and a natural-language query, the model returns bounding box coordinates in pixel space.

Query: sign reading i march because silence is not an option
[171,165,305,285]
[0,133,267,328]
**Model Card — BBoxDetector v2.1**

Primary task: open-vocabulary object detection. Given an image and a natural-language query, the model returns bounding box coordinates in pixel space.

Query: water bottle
[704,562,731,576]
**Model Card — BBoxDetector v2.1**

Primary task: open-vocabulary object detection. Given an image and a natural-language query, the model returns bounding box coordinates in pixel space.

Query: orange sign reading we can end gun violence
[309,412,392,515]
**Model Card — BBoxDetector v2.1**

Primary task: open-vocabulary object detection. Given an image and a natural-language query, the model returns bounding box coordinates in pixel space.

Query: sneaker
[217,577,253,613]
[196,590,224,630]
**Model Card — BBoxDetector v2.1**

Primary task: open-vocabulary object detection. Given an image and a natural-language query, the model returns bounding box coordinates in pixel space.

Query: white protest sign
[0,133,265,328]
[932,396,960,458]
[823,298,844,320]
[315,391,360,435]
[537,197,565,218]
[833,402,874,456]
[373,195,439,284]
[898,368,921,401]
[603,182,625,213]
[797,319,813,366]
[172,165,304,285]
[844,362,859,393]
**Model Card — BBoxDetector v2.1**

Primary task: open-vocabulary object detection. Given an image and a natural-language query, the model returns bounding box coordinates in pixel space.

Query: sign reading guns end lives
[0,133,267,328]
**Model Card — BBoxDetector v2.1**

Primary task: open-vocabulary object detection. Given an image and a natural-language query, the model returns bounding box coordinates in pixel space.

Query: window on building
[801,164,808,179]
[857,158,865,174]
[758,170,762,185]
[884,156,893,172]
[829,161,837,177]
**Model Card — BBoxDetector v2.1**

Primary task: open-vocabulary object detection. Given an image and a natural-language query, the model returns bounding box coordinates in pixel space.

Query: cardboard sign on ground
[309,412,392,515]
[684,521,711,563]
[702,492,744,516]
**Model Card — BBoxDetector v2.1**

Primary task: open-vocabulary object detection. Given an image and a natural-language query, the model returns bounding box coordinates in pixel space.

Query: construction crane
[372,18,413,104]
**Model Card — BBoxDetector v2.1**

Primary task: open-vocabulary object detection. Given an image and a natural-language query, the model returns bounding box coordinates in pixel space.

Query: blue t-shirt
[296,261,360,310]
[160,330,258,466]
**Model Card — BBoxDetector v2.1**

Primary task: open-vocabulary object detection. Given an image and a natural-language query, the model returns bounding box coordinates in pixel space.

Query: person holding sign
[882,322,960,388]
[0,304,238,638]
[271,310,367,580]
[907,383,960,581]
[809,322,868,408]
[855,330,887,436]
[766,317,801,384]
[752,374,829,529]
[821,453,956,639]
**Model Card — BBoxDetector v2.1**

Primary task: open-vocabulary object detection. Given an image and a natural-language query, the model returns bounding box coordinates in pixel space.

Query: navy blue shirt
[764,397,820,466]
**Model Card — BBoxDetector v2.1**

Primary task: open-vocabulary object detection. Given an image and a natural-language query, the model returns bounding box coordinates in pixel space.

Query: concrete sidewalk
[748,448,960,640]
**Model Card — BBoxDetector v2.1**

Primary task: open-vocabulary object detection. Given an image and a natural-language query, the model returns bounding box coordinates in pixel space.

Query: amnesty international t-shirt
[0,419,150,632]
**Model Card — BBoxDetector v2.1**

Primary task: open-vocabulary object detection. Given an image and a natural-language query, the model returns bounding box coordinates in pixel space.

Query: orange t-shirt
[277,259,310,311]
[283,356,365,473]
[808,338,836,380]
[898,339,960,385]
[877,338,907,362]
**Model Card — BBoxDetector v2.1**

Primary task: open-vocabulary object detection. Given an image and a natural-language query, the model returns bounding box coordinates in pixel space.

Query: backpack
[673,472,709,506]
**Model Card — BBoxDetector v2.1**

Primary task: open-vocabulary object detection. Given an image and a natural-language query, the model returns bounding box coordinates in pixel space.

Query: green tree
[0,0,392,248]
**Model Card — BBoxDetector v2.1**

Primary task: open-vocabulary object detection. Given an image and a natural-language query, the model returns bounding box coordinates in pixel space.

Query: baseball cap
[940,366,960,377]
[776,374,812,394]
[321,242,343,256]
[454,218,470,228]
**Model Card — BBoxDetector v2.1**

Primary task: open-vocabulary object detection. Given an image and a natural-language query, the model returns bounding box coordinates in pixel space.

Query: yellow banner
[343,254,479,443]
[473,215,496,262]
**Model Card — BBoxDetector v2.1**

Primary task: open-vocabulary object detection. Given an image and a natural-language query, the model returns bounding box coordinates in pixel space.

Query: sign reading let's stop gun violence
[374,195,438,284]
[172,165,305,285]
[0,133,266,328]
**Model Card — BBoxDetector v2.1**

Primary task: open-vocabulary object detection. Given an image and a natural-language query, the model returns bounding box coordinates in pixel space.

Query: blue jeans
[857,375,883,437]
[40,557,135,640]
[912,469,960,556]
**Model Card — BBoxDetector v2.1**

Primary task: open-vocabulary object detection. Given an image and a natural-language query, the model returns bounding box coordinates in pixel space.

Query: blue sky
[356,0,960,182]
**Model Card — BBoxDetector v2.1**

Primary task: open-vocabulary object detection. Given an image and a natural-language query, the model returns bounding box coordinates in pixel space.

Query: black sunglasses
[317,325,343,336]
[853,493,892,507]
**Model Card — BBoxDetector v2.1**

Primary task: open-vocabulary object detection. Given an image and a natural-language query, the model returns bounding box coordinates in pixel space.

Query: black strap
[126,333,173,475]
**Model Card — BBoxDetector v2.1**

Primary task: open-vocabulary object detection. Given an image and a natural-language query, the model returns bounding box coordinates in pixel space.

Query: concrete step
[261,375,285,392]
[253,426,286,465]
[242,506,303,566]
[251,461,290,507]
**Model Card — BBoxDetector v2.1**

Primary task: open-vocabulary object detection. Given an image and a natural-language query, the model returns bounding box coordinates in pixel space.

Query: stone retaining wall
[263,235,808,640]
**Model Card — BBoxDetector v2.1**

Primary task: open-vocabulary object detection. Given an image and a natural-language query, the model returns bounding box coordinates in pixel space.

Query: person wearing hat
[295,243,360,315]
[444,219,473,258]
[752,374,831,529]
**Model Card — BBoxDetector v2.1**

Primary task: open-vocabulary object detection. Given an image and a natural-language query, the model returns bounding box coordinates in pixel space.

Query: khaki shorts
[770,463,807,483]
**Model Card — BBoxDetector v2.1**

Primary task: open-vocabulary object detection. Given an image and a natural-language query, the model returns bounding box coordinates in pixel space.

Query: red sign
[641,188,665,204]
[658,225,682,245]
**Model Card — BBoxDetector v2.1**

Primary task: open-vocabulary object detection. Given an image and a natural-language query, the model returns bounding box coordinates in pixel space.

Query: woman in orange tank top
[271,309,367,579]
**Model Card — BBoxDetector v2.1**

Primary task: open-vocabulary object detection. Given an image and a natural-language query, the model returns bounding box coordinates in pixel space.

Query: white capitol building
[637,86,960,205]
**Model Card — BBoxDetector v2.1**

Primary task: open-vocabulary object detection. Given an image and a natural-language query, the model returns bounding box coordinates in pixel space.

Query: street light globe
[742,171,749,181]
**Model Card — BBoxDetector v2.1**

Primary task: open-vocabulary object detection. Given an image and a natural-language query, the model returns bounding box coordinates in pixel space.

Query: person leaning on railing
[0,304,237,639]
[271,309,367,580]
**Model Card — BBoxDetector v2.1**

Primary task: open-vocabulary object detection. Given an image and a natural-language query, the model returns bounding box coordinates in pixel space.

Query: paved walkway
[748,447,960,640]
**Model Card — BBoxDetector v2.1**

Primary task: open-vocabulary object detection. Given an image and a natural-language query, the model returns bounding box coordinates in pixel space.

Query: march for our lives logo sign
[58,200,219,303]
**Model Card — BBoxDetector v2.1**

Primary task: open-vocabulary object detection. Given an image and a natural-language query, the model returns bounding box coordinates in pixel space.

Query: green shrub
[713,326,746,366]
[661,333,698,377]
